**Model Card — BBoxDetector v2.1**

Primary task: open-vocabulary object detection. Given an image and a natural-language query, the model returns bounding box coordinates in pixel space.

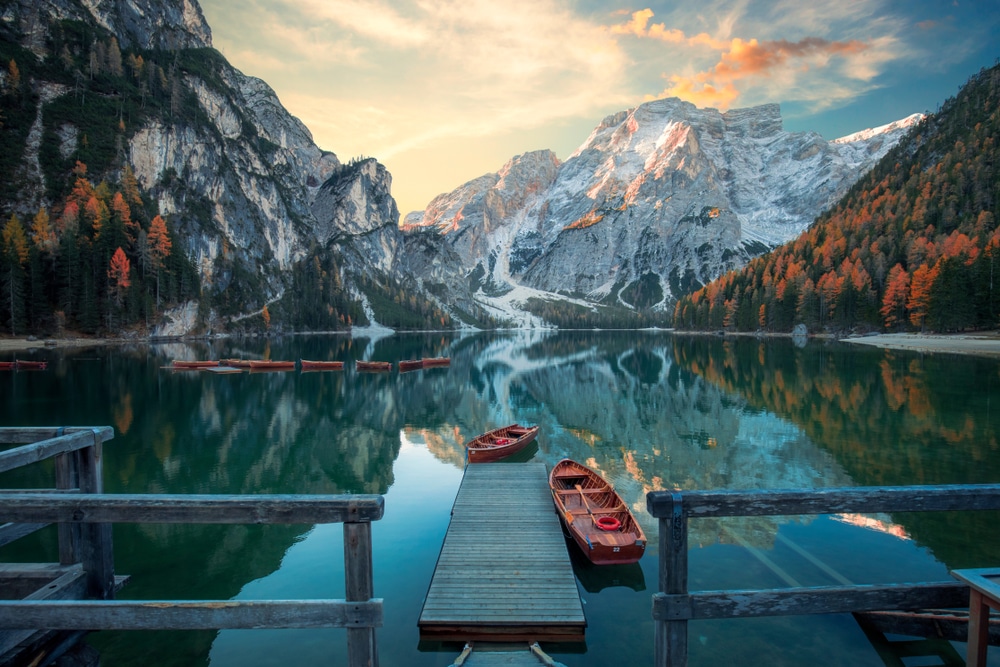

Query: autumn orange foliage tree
[674,63,1000,333]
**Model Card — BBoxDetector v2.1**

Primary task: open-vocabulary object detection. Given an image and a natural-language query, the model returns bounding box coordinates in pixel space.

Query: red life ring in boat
[596,516,621,531]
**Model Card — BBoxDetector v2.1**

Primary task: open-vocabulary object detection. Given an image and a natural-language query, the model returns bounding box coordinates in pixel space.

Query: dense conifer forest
[673,63,1000,333]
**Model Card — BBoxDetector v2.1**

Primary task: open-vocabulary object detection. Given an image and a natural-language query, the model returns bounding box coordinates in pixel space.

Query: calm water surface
[2,331,999,666]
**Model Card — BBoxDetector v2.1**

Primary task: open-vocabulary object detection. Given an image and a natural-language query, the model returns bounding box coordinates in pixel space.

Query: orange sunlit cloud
[614,8,873,111]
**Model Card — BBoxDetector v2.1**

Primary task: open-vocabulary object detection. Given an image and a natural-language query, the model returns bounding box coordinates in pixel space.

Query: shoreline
[840,332,1000,358]
[3,331,1000,359]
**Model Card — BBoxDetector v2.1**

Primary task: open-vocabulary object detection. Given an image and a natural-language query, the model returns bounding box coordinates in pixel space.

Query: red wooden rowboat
[356,360,392,372]
[398,359,423,372]
[249,360,295,370]
[549,458,646,565]
[220,358,253,368]
[171,360,219,369]
[15,360,48,370]
[299,359,344,371]
[422,357,450,368]
[465,424,539,464]
[0,361,15,371]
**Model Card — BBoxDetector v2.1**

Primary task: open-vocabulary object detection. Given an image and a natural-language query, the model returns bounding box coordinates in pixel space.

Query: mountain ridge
[400,98,921,326]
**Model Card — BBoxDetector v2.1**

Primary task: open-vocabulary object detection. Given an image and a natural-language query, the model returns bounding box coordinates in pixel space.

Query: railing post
[78,430,115,600]
[54,429,81,566]
[344,521,376,667]
[656,491,688,667]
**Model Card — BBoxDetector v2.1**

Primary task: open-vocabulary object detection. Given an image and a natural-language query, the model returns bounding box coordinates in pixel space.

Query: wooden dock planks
[419,463,585,642]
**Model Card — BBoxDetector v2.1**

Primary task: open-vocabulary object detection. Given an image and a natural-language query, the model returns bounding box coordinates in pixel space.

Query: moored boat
[0,361,15,371]
[220,358,254,368]
[356,360,392,372]
[398,359,423,372]
[299,359,344,371]
[465,424,539,464]
[171,360,219,369]
[248,360,296,370]
[422,357,450,368]
[548,458,646,565]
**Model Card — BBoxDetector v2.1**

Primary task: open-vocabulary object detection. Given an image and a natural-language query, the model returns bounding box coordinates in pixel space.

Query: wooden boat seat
[555,488,604,494]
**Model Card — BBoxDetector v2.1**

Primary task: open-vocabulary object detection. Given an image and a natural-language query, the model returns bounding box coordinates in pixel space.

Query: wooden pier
[419,463,586,642]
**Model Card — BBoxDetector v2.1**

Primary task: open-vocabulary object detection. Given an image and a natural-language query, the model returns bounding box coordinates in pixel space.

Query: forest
[673,63,1000,334]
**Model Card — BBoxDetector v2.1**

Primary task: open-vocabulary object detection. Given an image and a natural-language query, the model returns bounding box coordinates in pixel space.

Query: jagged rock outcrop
[2,0,399,330]
[403,98,921,319]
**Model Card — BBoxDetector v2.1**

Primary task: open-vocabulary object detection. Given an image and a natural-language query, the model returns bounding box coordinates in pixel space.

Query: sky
[197,0,1000,221]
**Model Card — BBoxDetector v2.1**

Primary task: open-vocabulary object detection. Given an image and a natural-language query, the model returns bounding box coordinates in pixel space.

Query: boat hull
[465,424,539,463]
[549,459,646,565]
[299,360,344,370]
[356,361,392,371]
[248,361,296,370]
[171,360,218,369]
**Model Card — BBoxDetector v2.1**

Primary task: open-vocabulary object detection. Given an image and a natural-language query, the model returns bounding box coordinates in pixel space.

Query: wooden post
[78,431,114,600]
[967,589,990,667]
[344,521,376,667]
[54,428,81,566]
[656,491,688,667]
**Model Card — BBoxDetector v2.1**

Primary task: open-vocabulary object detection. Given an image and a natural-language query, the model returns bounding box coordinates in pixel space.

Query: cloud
[219,0,633,161]
[611,6,904,111]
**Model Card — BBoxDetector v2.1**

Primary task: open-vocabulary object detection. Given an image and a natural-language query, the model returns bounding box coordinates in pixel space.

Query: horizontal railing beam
[0,427,114,446]
[0,493,385,524]
[647,485,1000,519]
[652,581,970,621]
[0,429,112,475]
[0,599,383,630]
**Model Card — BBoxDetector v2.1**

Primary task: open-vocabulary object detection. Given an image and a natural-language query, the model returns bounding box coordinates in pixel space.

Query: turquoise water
[1,330,999,666]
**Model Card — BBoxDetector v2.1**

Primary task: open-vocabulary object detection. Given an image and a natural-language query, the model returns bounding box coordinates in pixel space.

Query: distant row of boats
[463,423,646,566]
[0,360,48,371]
[169,357,450,372]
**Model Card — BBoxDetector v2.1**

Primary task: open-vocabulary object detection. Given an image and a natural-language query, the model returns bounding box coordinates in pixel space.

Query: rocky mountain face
[402,99,921,322]
[2,0,400,332]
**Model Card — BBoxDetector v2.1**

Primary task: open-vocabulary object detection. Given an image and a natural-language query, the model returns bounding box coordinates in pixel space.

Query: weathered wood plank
[344,522,376,667]
[0,599,383,630]
[0,522,48,548]
[652,582,970,621]
[419,463,585,639]
[647,485,1000,519]
[55,451,81,565]
[0,567,87,655]
[0,493,385,524]
[0,427,114,447]
[0,430,111,474]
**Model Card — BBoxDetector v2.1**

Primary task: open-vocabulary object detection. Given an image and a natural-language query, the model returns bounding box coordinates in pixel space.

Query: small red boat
[422,357,450,368]
[398,359,423,372]
[0,361,15,371]
[356,360,392,372]
[465,424,539,463]
[171,360,219,369]
[299,359,344,371]
[15,360,48,370]
[249,360,295,370]
[549,458,646,565]
[220,358,253,368]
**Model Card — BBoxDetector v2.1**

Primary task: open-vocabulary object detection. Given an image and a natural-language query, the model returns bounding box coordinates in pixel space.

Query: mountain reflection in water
[1,330,997,667]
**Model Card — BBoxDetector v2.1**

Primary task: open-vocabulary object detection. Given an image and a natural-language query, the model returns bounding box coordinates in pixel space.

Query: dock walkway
[419,463,586,642]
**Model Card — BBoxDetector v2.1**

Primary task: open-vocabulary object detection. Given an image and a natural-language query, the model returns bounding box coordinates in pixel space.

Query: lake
[2,330,999,666]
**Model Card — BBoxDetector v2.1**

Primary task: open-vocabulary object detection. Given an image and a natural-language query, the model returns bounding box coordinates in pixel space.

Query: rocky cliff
[1,0,401,333]
[402,99,921,324]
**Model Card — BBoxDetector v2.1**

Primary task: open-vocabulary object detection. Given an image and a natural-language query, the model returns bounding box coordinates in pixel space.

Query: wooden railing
[0,427,384,667]
[646,485,1000,667]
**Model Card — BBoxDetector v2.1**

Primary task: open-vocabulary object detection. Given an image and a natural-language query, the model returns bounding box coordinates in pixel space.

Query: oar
[575,484,596,516]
